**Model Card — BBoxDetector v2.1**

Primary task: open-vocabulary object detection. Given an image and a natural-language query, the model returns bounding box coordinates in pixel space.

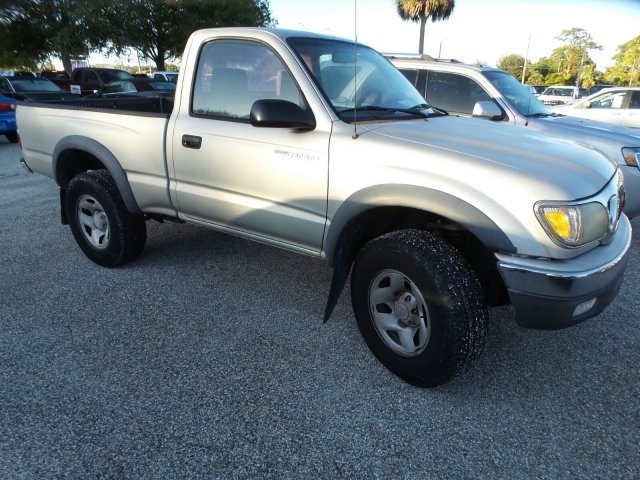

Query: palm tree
[396,0,455,54]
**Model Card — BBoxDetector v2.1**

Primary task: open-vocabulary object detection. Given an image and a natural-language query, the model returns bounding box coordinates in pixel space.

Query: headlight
[536,169,624,248]
[535,202,609,248]
[622,147,640,168]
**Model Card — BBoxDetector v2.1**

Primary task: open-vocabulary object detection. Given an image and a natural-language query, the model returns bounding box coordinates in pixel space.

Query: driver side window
[591,91,625,109]
[192,39,304,120]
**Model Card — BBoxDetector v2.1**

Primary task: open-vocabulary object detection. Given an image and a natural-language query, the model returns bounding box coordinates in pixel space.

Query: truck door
[170,38,330,255]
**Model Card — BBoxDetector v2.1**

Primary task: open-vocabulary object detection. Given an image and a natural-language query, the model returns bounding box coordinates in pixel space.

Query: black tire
[5,132,18,143]
[65,169,146,267]
[350,229,488,387]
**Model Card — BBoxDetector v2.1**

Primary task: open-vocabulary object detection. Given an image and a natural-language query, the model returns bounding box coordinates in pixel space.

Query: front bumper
[496,215,631,330]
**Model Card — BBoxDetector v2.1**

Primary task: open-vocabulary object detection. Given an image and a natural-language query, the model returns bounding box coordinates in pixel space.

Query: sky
[267,0,640,70]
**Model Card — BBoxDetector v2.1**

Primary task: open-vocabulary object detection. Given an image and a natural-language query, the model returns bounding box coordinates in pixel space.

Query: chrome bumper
[496,215,632,330]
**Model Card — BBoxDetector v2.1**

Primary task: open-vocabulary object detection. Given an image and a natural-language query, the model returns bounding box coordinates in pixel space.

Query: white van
[538,86,588,106]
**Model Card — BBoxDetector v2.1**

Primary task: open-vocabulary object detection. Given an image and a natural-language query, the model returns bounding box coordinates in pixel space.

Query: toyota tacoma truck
[17,28,631,387]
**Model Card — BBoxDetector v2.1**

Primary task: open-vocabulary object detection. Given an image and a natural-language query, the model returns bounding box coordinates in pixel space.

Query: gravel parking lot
[1,137,639,479]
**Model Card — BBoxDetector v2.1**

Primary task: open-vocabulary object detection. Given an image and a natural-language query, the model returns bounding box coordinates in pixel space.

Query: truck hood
[359,115,616,199]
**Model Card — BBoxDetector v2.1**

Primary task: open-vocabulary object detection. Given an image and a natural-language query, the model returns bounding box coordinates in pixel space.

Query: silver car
[553,87,640,129]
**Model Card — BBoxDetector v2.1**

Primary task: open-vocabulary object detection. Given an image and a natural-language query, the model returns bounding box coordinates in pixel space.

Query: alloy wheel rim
[368,269,430,357]
[77,194,110,249]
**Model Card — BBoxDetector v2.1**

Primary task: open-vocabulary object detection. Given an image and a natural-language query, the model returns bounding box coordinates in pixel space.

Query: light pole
[575,34,588,91]
[522,35,531,83]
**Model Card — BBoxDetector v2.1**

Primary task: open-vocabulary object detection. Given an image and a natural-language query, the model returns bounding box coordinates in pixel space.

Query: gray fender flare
[321,184,515,322]
[324,184,515,265]
[53,135,142,214]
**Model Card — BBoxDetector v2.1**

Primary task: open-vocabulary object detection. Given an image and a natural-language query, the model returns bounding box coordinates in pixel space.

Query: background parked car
[588,84,616,95]
[100,78,176,97]
[0,93,17,143]
[538,85,588,105]
[552,86,640,129]
[68,67,134,95]
[150,71,179,83]
[0,70,35,78]
[0,76,73,101]
[386,53,640,218]
[38,70,72,90]
[527,84,545,95]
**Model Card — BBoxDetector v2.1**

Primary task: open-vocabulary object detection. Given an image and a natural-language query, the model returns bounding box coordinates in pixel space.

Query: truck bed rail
[21,95,174,115]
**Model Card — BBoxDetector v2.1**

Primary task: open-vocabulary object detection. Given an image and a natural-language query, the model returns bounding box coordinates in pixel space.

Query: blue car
[0,93,17,143]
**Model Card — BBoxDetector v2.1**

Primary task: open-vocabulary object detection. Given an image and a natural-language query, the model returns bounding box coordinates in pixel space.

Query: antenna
[352,0,359,139]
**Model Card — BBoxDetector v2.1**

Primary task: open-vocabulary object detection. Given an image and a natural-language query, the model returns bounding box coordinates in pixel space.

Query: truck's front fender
[320,184,516,322]
[323,184,516,266]
[53,135,142,215]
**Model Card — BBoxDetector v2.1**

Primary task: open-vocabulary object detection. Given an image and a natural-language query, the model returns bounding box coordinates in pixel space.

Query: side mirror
[250,99,316,130]
[472,100,504,121]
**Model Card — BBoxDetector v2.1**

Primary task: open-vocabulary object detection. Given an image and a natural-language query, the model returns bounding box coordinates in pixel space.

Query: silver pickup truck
[17,28,631,387]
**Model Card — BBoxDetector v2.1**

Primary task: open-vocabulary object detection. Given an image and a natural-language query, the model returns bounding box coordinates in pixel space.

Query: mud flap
[59,187,68,225]
[323,262,350,322]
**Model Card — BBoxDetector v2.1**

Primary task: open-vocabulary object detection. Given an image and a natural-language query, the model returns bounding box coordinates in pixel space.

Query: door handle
[182,134,202,149]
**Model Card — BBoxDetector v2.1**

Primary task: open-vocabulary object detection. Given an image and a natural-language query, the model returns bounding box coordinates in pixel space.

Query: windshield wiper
[525,112,565,118]
[417,103,448,116]
[339,103,445,118]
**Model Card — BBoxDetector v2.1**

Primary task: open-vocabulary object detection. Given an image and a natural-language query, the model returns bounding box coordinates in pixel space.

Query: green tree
[606,36,640,86]
[396,0,455,55]
[0,1,97,71]
[525,70,545,85]
[497,54,525,82]
[1,0,274,72]
[530,57,554,79]
[549,28,600,87]
[95,0,275,70]
[0,6,47,69]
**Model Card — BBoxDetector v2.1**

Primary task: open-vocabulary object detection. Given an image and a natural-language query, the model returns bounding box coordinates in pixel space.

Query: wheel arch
[324,184,515,267]
[321,184,515,321]
[53,135,142,214]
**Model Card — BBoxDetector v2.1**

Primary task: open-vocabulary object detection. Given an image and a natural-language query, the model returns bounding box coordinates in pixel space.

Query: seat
[320,66,354,101]
[211,68,250,118]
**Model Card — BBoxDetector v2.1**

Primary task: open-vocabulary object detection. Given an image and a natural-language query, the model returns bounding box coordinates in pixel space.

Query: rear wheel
[65,170,146,267]
[350,229,488,387]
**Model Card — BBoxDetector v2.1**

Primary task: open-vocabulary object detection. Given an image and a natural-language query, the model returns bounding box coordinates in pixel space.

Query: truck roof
[188,27,365,45]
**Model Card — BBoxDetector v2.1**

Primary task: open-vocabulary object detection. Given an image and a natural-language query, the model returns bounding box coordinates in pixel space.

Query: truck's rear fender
[322,185,516,321]
[53,136,143,222]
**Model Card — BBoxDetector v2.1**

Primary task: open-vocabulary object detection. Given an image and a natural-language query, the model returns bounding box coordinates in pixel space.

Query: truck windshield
[287,37,432,122]
[99,70,135,82]
[482,70,551,117]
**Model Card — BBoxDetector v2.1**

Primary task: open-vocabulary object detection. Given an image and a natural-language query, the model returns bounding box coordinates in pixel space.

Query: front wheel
[65,170,146,267]
[350,230,488,387]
